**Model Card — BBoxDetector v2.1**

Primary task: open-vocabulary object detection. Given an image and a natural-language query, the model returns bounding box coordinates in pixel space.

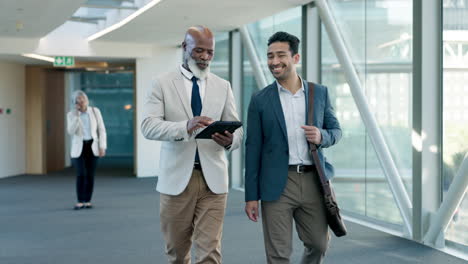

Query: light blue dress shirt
[277,79,313,165]
[80,110,92,140]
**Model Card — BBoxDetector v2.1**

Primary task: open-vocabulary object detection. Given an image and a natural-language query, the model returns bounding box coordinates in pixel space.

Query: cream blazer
[141,70,243,195]
[67,107,107,158]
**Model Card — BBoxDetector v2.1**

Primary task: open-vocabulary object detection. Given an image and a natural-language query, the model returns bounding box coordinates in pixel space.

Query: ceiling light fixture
[21,53,55,63]
[87,0,163,42]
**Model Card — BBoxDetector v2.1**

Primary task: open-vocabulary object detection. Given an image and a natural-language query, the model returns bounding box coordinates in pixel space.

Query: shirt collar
[277,76,305,94]
[180,64,194,81]
[179,64,208,81]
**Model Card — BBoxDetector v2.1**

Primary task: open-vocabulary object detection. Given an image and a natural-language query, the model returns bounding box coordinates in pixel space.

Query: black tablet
[195,121,242,139]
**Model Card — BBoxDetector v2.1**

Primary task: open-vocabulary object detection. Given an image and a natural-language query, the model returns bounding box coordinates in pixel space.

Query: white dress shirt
[277,78,313,165]
[180,65,206,106]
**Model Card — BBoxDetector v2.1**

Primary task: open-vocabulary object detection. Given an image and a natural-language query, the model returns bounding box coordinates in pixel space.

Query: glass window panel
[211,32,230,81]
[323,0,412,226]
[247,7,302,83]
[365,136,403,224]
[242,46,258,123]
[241,45,258,188]
[239,7,302,188]
[322,68,367,216]
[443,0,468,250]
[74,71,134,166]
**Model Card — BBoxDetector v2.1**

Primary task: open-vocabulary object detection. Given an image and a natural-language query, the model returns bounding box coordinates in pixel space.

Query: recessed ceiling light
[87,0,164,41]
[21,53,55,63]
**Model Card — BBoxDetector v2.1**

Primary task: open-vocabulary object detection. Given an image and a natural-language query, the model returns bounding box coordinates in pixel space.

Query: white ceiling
[0,0,86,38]
[0,0,310,51]
[98,0,311,45]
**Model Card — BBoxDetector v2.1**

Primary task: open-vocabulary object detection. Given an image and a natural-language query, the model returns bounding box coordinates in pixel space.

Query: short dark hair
[267,31,300,55]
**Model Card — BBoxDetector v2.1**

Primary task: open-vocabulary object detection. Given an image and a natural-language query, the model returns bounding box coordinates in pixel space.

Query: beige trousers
[261,170,329,264]
[160,169,227,264]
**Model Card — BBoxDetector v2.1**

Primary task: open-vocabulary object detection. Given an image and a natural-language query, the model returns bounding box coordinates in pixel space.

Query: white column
[305,3,321,83]
[413,0,443,242]
[230,31,244,190]
[0,62,26,178]
[64,72,75,168]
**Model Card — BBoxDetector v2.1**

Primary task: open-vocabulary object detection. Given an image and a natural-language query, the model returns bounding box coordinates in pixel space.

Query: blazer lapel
[269,83,288,140]
[200,75,214,117]
[304,80,317,126]
[172,74,193,119]
[303,80,310,125]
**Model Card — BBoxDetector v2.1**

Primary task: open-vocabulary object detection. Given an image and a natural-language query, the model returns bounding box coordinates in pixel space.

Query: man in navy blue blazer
[244,32,342,264]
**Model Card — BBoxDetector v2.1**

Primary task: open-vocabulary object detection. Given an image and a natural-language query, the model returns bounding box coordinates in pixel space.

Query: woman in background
[67,90,107,210]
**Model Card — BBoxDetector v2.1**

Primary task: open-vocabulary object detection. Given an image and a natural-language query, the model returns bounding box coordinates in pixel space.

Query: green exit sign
[54,56,75,67]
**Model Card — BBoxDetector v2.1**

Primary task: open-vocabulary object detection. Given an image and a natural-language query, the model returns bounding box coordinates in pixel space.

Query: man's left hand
[301,125,322,145]
[212,131,233,147]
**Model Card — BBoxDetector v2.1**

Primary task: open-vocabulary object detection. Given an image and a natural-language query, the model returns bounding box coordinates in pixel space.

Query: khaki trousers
[160,169,227,264]
[261,170,329,264]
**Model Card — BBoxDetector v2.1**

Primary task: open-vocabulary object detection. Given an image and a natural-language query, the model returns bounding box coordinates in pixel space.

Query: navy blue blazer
[244,80,342,202]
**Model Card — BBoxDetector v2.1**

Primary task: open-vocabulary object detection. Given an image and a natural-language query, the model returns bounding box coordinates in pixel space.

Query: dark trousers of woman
[72,140,98,203]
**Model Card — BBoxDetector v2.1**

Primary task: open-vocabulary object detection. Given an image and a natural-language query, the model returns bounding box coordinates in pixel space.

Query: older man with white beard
[141,26,243,264]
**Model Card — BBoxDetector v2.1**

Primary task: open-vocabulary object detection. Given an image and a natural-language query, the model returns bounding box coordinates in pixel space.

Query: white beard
[187,56,210,80]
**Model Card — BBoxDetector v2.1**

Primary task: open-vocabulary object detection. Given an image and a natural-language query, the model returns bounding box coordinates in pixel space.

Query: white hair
[71,90,89,105]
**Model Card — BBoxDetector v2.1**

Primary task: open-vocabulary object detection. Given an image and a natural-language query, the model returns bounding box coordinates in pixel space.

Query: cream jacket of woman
[67,107,107,158]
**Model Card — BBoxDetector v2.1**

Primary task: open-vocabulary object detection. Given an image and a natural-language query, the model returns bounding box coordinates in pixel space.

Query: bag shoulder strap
[91,106,100,139]
[307,82,332,194]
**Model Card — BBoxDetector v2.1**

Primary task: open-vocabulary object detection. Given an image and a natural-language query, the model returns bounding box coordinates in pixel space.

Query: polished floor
[1,167,466,264]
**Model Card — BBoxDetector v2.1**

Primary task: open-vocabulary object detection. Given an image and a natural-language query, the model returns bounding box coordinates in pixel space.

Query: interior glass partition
[247,7,302,84]
[322,0,413,226]
[211,32,230,81]
[71,71,134,167]
[242,46,258,124]
[443,0,468,251]
[240,45,258,188]
[238,7,303,188]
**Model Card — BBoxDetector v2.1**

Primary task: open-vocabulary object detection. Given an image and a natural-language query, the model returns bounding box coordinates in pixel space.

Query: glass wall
[73,71,135,167]
[211,32,230,81]
[443,0,468,250]
[231,0,468,255]
[322,0,413,226]
[242,46,258,125]
[239,7,303,188]
[247,7,303,83]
